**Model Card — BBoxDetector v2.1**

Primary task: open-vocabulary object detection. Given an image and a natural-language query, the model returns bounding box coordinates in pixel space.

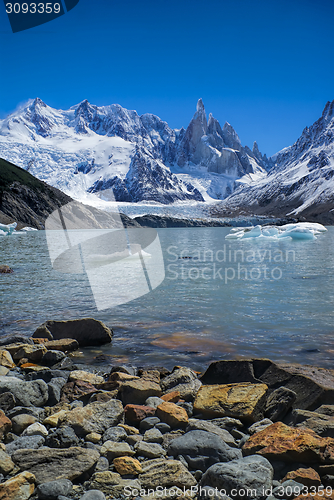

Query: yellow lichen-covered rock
[243,421,334,463]
[193,382,268,421]
[43,410,67,427]
[0,471,35,500]
[69,370,104,385]
[113,456,143,475]
[0,349,15,369]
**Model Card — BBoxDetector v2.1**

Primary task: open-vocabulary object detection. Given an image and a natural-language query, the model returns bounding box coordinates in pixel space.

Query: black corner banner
[3,0,80,33]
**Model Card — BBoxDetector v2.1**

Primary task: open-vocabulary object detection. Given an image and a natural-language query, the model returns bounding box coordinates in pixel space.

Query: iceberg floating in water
[0,222,17,236]
[225,222,327,241]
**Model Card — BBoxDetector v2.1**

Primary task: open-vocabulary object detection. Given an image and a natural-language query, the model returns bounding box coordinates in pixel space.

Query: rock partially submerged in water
[32,318,113,347]
[0,265,14,274]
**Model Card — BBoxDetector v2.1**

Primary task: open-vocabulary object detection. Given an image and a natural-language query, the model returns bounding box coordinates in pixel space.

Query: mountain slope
[214,100,334,223]
[0,98,266,205]
[0,158,139,229]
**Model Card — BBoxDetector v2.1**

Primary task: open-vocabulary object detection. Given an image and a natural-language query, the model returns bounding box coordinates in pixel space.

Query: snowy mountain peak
[0,97,267,205]
[322,100,334,121]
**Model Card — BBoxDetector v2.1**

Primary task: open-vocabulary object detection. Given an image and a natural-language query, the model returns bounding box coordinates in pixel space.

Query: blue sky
[0,0,333,156]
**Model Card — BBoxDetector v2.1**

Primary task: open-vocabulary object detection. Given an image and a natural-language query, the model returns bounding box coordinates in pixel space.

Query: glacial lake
[1,227,334,371]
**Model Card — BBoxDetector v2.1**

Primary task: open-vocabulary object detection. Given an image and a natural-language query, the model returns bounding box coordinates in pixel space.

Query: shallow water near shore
[1,227,334,371]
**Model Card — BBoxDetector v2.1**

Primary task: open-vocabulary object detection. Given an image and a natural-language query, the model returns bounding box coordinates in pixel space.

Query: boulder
[283,468,321,487]
[36,479,73,500]
[194,383,268,422]
[41,350,66,366]
[85,471,140,496]
[265,386,297,421]
[0,471,35,500]
[6,435,45,455]
[200,455,273,500]
[113,456,142,475]
[102,426,127,443]
[0,392,16,412]
[0,449,15,475]
[160,367,202,401]
[0,409,11,439]
[13,345,47,363]
[11,413,37,434]
[124,404,156,424]
[60,380,98,403]
[135,441,166,458]
[0,349,15,368]
[44,339,79,352]
[45,426,79,448]
[139,458,197,488]
[243,421,334,463]
[100,441,135,460]
[12,446,99,484]
[120,379,162,405]
[168,430,242,471]
[69,370,104,385]
[156,401,189,428]
[186,418,236,447]
[58,399,124,436]
[0,265,14,274]
[0,376,48,407]
[33,318,112,347]
[140,416,161,431]
[201,359,334,412]
[143,427,163,443]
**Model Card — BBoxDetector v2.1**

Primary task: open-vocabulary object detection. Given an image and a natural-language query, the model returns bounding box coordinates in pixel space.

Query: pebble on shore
[1,320,334,500]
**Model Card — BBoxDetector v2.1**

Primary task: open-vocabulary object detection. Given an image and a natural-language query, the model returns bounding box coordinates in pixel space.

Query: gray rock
[11,446,100,484]
[211,417,244,430]
[186,419,236,447]
[200,455,274,500]
[45,426,79,448]
[139,458,197,488]
[0,376,48,407]
[168,430,242,472]
[41,350,66,367]
[156,422,171,434]
[135,441,166,458]
[248,419,273,435]
[25,369,69,383]
[47,377,67,406]
[80,492,107,500]
[272,480,304,499]
[161,367,202,401]
[6,435,45,455]
[145,397,165,409]
[11,413,37,434]
[144,428,163,443]
[37,479,73,499]
[7,405,45,421]
[59,399,124,436]
[95,457,109,472]
[110,365,137,376]
[0,392,16,412]
[100,441,135,460]
[177,401,193,417]
[102,426,127,443]
[316,405,334,416]
[126,434,143,446]
[33,318,112,347]
[286,409,334,437]
[265,387,297,421]
[140,417,161,431]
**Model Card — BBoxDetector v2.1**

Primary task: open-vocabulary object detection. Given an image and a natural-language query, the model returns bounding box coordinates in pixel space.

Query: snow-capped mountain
[217,100,334,221]
[0,98,266,205]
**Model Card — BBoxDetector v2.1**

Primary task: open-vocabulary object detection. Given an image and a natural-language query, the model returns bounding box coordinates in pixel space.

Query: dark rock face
[32,318,112,347]
[167,430,242,471]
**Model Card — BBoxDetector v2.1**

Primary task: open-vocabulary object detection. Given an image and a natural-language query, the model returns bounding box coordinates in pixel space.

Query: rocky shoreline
[1,319,334,500]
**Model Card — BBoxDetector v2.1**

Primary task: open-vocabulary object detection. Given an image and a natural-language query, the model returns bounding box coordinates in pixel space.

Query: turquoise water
[1,227,334,371]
